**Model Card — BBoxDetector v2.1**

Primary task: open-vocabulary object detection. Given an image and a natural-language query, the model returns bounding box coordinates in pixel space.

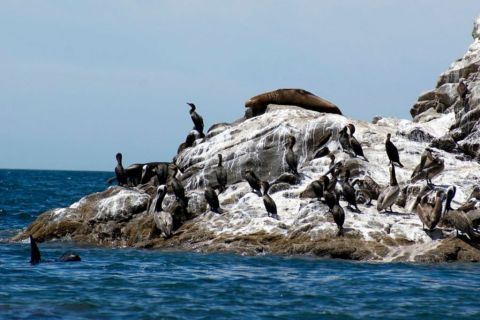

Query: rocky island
[14,17,480,263]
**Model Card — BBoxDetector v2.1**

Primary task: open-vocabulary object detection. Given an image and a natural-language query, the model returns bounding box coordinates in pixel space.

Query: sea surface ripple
[1,169,479,319]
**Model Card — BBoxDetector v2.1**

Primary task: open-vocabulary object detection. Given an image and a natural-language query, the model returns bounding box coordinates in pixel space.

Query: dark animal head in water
[30,235,41,265]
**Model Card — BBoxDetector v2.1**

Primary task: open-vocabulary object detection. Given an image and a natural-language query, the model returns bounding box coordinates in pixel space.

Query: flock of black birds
[109,104,480,240]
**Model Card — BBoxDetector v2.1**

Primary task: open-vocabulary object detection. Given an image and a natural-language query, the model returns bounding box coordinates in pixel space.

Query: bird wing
[154,211,173,237]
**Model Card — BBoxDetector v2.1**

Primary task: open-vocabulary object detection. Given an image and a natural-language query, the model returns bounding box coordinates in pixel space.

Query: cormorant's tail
[336,228,344,237]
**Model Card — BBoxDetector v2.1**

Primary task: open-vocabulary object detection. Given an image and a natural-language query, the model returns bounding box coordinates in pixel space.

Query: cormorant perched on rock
[215,154,228,193]
[312,130,332,158]
[322,177,337,210]
[140,162,165,185]
[385,133,403,167]
[310,180,324,199]
[411,148,433,178]
[205,186,222,214]
[457,78,469,100]
[313,146,330,159]
[347,124,368,161]
[323,153,339,177]
[340,169,360,212]
[124,163,144,186]
[285,135,298,175]
[261,181,278,219]
[170,164,187,206]
[377,164,400,212]
[177,131,197,154]
[315,130,332,149]
[331,197,345,237]
[187,103,205,137]
[244,169,262,195]
[338,126,352,154]
[114,153,127,186]
[415,190,444,231]
[150,185,173,238]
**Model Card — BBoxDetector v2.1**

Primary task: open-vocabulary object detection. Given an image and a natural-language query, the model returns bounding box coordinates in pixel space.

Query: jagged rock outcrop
[13,102,480,262]
[411,16,480,159]
[13,16,480,262]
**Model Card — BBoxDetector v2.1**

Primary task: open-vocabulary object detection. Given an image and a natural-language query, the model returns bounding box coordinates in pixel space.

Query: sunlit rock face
[15,102,480,261]
[13,16,480,262]
[411,16,480,159]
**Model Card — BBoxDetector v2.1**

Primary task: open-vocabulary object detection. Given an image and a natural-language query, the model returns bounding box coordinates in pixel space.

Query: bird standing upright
[385,133,403,167]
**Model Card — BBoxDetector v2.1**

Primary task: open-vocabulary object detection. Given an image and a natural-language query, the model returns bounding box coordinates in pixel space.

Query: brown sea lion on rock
[244,89,342,118]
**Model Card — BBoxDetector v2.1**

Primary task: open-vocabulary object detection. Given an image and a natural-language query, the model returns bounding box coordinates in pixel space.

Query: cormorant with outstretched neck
[347,124,368,161]
[150,185,173,238]
[187,103,205,137]
[385,133,403,167]
[377,164,400,212]
[114,153,127,186]
[244,169,262,195]
[205,186,222,214]
[285,135,298,175]
[261,181,278,219]
[215,154,228,193]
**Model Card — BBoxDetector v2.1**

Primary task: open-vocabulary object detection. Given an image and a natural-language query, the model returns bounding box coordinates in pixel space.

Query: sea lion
[244,89,342,118]
[29,236,81,264]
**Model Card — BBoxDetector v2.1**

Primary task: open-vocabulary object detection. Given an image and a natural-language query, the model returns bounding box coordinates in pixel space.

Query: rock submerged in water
[13,16,480,263]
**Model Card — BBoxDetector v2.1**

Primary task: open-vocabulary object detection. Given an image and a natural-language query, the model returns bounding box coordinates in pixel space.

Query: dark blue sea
[1,169,480,319]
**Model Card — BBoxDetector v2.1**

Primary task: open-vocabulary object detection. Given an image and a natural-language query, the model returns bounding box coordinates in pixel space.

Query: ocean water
[1,169,480,319]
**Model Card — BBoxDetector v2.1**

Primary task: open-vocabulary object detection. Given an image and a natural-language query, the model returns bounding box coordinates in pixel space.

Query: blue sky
[1,1,478,171]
